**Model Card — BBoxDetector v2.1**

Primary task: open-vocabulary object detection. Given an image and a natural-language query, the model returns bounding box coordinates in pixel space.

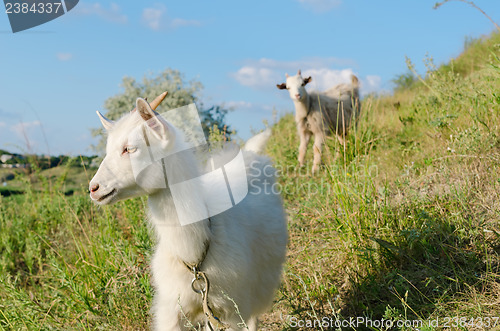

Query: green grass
[1,32,500,330]
[0,184,153,330]
[263,32,500,330]
[0,158,93,197]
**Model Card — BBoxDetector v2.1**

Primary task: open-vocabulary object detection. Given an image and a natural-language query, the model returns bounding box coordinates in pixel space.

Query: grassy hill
[1,32,499,330]
[265,31,500,328]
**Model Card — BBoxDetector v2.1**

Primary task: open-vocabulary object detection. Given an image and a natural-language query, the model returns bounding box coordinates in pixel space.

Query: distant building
[90,158,101,168]
[0,154,13,163]
[1,163,29,169]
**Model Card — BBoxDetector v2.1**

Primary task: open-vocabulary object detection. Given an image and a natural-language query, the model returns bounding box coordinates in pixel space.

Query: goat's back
[307,80,361,136]
[194,150,287,323]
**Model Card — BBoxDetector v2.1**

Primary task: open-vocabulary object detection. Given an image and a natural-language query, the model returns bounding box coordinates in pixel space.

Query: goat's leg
[151,252,198,331]
[298,130,311,167]
[216,318,257,331]
[246,317,258,331]
[312,134,324,174]
[152,297,187,331]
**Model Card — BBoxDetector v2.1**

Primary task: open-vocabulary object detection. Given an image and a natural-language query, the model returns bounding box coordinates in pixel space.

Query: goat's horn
[131,91,167,113]
[96,110,114,130]
[150,91,168,110]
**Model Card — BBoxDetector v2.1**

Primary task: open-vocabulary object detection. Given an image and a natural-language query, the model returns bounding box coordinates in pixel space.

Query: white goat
[89,95,287,330]
[277,70,361,173]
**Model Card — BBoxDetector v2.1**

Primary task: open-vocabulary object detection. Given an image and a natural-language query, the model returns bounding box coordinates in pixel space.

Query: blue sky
[1,0,499,155]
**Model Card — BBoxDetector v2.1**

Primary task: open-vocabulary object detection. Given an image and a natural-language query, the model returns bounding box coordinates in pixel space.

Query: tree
[199,105,232,136]
[91,68,233,153]
[391,71,417,92]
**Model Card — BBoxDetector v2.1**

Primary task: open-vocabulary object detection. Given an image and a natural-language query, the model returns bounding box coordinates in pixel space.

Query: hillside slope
[1,33,499,331]
[264,31,500,328]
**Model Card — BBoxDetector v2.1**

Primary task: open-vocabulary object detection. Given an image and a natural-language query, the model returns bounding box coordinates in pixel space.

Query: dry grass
[2,32,500,331]
[261,35,500,330]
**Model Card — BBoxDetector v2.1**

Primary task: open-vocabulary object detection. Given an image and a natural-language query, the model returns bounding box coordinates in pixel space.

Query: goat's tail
[351,74,359,88]
[351,74,361,102]
[350,75,361,120]
[243,129,272,154]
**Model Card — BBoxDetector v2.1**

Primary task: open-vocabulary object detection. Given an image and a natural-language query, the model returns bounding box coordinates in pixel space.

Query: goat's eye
[122,146,137,155]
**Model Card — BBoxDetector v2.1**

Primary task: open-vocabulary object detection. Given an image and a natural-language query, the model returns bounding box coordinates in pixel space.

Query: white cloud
[243,57,354,72]
[142,5,164,31]
[0,122,5,128]
[141,4,201,31]
[363,75,383,95]
[297,0,342,13]
[231,57,383,96]
[56,53,73,61]
[225,101,253,110]
[232,66,280,89]
[304,70,384,96]
[73,3,127,24]
[301,68,354,91]
[231,57,355,91]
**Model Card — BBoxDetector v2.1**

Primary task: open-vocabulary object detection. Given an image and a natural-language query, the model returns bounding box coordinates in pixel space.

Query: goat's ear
[297,69,301,76]
[276,83,287,90]
[285,73,289,78]
[137,98,169,140]
[303,76,312,85]
[96,111,114,131]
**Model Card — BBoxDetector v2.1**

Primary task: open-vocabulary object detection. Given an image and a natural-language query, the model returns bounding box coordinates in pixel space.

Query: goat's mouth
[93,188,117,204]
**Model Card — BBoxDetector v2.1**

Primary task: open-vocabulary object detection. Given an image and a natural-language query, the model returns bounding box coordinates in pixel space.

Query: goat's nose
[295,94,301,99]
[90,183,100,193]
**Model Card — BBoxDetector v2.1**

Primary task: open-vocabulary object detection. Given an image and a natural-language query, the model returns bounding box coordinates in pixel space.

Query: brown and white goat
[277,70,361,173]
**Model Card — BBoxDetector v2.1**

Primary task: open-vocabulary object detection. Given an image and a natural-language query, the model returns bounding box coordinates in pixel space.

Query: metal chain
[189,268,228,330]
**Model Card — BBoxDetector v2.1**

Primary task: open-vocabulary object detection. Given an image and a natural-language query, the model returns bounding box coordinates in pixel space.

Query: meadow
[1,33,500,330]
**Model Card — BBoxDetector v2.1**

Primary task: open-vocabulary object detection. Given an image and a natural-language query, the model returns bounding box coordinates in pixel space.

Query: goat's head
[89,93,175,205]
[276,69,312,102]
